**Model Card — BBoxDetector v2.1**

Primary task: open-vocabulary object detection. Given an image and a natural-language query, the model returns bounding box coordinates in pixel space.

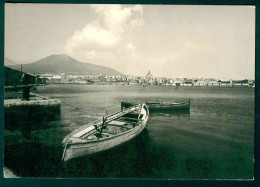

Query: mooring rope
[61,142,68,162]
[61,101,79,110]
[60,101,118,116]
[5,57,40,75]
[147,116,153,123]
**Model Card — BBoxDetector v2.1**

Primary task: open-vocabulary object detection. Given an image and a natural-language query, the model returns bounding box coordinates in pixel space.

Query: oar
[98,117,106,139]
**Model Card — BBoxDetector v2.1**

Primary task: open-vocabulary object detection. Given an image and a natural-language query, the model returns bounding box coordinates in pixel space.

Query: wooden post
[21,73,31,101]
[22,86,30,101]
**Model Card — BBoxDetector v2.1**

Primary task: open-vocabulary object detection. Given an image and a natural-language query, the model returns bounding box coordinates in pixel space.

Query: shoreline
[45,82,254,88]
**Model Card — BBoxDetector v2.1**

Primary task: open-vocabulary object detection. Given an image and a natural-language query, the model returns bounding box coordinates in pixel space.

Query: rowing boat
[62,103,149,162]
[121,99,190,113]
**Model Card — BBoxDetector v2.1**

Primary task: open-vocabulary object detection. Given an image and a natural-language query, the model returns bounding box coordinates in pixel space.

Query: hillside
[6,54,123,76]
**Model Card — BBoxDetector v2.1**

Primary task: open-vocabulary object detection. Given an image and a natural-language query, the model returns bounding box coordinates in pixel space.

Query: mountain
[6,54,123,76]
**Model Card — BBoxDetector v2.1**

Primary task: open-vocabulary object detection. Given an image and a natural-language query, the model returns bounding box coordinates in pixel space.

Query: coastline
[45,82,254,88]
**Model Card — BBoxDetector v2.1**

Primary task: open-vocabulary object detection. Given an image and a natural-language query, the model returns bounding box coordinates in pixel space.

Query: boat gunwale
[65,120,147,146]
[63,104,146,145]
[62,104,149,161]
[148,102,189,105]
[122,99,190,107]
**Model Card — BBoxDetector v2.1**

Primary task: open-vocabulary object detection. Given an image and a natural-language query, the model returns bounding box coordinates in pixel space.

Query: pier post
[21,73,31,101]
[22,87,30,101]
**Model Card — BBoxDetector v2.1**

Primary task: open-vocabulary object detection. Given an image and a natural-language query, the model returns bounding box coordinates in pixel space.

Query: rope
[5,58,20,65]
[61,142,68,162]
[147,116,153,123]
[61,102,79,110]
[95,104,116,110]
[5,57,40,75]
[61,102,118,116]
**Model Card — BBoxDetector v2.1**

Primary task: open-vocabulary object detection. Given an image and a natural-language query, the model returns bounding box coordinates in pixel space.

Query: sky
[5,4,255,79]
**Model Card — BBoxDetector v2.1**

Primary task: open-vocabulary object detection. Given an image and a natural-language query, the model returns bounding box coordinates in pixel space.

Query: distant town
[38,71,255,87]
[5,55,255,88]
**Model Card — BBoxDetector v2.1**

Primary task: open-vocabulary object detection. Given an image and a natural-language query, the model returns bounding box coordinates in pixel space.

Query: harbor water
[4,84,254,179]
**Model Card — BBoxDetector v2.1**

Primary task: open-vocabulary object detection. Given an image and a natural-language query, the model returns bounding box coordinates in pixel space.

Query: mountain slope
[6,54,123,76]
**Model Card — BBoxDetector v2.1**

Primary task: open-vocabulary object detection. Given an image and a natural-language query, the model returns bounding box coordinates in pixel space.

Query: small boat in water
[121,99,190,113]
[62,104,149,162]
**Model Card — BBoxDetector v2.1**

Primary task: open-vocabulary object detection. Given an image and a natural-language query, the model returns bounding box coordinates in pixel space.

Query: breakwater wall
[4,97,61,131]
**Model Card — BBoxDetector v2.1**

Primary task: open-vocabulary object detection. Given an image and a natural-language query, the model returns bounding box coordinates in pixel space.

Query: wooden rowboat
[121,99,190,113]
[62,103,149,162]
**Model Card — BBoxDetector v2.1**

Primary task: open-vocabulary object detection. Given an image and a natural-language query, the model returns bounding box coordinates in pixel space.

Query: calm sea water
[4,84,254,179]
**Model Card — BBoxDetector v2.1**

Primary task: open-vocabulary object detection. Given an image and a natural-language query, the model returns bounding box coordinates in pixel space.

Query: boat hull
[63,123,146,161]
[121,101,190,113]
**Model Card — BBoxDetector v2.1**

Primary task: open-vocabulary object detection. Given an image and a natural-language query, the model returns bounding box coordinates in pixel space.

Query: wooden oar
[95,117,106,139]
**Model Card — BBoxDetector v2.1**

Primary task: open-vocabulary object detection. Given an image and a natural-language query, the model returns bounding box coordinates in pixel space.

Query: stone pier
[4,95,61,131]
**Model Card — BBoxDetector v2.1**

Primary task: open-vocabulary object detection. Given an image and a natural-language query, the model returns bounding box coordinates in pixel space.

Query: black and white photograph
[3,4,255,179]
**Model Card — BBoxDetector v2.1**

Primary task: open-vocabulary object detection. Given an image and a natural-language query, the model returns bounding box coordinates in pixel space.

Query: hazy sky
[5,4,255,79]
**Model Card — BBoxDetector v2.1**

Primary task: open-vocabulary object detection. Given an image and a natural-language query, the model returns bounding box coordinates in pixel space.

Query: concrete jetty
[4,66,61,130]
[4,94,61,131]
[4,96,60,107]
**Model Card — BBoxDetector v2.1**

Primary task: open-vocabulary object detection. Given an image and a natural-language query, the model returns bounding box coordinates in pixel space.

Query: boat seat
[101,133,111,136]
[107,120,126,126]
[102,125,130,135]
[119,117,138,122]
[124,113,139,118]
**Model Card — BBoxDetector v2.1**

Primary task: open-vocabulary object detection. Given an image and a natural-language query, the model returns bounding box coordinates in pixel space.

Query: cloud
[123,42,136,54]
[66,5,144,57]
[91,4,144,34]
[66,22,120,53]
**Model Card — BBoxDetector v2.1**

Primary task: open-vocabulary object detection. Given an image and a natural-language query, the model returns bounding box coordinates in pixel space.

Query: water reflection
[4,129,163,178]
[151,111,190,117]
[4,85,254,179]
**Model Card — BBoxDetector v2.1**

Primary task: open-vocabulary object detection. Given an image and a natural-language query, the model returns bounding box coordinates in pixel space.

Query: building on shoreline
[38,72,255,87]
